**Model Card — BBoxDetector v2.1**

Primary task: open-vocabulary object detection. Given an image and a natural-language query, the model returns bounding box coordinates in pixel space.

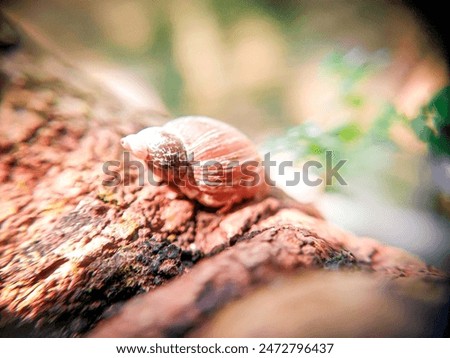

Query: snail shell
[121,116,267,209]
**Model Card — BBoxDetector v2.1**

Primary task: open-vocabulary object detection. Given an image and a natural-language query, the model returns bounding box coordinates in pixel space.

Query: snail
[121,116,267,211]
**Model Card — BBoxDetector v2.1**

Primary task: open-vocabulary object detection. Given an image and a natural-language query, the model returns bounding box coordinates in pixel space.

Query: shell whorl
[121,127,187,168]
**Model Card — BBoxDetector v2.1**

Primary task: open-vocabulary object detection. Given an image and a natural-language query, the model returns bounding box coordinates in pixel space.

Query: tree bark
[0,23,448,338]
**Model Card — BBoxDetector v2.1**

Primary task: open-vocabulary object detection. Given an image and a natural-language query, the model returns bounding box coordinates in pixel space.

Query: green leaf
[308,142,325,155]
[334,123,362,142]
[411,114,433,142]
[344,94,364,108]
[369,105,398,141]
[428,133,449,156]
[410,86,450,155]
[429,86,449,125]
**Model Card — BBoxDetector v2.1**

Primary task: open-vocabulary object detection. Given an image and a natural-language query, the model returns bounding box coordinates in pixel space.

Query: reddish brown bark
[0,29,448,338]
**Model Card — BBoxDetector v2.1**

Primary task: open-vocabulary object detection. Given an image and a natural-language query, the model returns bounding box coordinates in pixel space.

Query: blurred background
[2,0,449,269]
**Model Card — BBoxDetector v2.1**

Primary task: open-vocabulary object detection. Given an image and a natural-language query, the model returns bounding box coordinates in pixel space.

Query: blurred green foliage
[267,49,449,190]
[411,86,450,156]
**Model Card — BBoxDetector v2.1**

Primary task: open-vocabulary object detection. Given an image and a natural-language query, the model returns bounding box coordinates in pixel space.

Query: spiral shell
[121,116,267,210]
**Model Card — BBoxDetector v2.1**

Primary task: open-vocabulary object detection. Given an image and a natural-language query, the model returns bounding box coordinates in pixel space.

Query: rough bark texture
[0,27,448,338]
